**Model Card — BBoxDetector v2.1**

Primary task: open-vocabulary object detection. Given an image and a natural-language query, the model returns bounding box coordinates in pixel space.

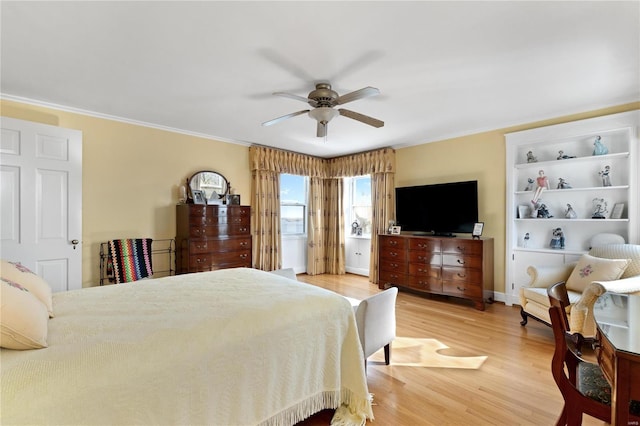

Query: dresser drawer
[189,224,250,238]
[379,269,407,285]
[443,280,482,298]
[408,275,442,292]
[380,236,407,250]
[190,237,251,253]
[409,263,440,279]
[380,259,405,273]
[409,238,440,252]
[409,251,441,265]
[379,248,407,262]
[442,266,482,284]
[442,254,482,269]
[211,250,251,267]
[441,239,482,255]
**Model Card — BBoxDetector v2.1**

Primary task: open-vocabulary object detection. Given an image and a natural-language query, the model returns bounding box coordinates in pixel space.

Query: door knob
[71,239,79,250]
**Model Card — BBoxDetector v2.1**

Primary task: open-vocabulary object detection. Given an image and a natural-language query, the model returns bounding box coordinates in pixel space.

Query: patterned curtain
[370,171,395,283]
[249,145,394,277]
[307,177,345,275]
[250,169,281,271]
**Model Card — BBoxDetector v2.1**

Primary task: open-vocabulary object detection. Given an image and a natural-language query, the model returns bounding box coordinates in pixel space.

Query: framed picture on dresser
[192,190,206,205]
[228,194,241,205]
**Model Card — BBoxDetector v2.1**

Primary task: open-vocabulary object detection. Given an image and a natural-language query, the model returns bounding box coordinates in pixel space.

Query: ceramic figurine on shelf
[524,178,534,191]
[592,135,608,156]
[556,178,572,189]
[537,203,553,218]
[530,200,541,218]
[557,150,576,160]
[565,203,577,219]
[549,227,565,249]
[523,232,530,248]
[532,169,549,204]
[599,165,612,187]
[592,198,608,219]
[526,151,537,163]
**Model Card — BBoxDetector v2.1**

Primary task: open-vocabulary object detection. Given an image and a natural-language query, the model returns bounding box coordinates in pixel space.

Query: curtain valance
[249,145,395,178]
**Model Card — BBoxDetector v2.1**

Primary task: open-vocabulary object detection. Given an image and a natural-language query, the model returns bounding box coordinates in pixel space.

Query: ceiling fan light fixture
[309,107,338,124]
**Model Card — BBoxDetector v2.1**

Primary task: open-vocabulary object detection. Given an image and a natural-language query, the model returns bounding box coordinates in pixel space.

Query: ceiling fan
[262,82,384,138]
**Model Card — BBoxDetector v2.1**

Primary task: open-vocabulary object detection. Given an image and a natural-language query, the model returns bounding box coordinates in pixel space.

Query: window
[280,174,308,235]
[346,175,372,236]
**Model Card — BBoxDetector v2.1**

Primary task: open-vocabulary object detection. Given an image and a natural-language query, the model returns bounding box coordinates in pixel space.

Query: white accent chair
[347,288,398,366]
[519,244,640,338]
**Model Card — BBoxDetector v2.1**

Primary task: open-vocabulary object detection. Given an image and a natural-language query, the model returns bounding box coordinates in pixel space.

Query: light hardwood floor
[296,273,605,426]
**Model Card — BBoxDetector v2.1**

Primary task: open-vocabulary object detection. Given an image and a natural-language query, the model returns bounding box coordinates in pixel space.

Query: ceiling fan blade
[273,92,318,107]
[262,110,310,126]
[335,86,380,105]
[317,121,327,138]
[338,109,384,128]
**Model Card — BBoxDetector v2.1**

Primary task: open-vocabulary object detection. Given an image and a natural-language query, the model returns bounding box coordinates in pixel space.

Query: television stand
[378,234,494,310]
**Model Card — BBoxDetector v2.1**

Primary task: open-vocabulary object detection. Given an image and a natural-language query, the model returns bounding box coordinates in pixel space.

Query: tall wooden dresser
[175,204,252,274]
[378,234,494,310]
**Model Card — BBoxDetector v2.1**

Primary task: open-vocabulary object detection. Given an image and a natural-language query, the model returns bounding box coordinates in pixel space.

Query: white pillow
[0,277,49,350]
[1,259,54,317]
[565,254,630,293]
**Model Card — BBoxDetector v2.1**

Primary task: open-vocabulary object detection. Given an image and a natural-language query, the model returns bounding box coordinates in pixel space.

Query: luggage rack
[99,238,175,285]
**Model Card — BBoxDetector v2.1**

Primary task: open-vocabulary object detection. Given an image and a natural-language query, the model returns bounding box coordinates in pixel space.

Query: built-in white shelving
[504,110,639,306]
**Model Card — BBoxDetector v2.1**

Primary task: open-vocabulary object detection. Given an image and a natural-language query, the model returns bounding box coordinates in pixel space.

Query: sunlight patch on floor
[369,336,488,369]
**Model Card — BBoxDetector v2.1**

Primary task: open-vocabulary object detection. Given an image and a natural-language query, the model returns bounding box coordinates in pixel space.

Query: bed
[1,267,373,425]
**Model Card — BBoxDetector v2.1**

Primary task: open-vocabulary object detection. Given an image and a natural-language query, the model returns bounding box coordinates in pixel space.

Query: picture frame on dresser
[472,222,484,238]
[228,194,241,205]
[390,226,401,235]
[192,190,206,205]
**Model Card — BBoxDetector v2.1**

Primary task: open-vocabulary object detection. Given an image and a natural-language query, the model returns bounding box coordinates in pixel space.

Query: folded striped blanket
[107,239,153,283]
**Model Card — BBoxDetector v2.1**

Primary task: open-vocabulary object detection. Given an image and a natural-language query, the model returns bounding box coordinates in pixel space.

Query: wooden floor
[295,273,605,426]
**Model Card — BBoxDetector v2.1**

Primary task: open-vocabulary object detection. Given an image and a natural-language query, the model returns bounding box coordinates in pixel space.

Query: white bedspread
[1,268,372,425]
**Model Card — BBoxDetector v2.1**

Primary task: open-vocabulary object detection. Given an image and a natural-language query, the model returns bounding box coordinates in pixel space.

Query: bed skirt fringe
[260,388,373,426]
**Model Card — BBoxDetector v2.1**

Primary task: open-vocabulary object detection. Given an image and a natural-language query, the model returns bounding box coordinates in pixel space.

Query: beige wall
[2,99,638,294]
[1,100,251,287]
[396,102,640,295]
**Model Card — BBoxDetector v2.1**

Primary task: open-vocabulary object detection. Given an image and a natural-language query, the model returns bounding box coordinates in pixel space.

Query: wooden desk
[594,292,640,426]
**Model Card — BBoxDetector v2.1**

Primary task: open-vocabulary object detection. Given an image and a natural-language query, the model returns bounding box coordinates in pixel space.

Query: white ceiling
[1,1,639,158]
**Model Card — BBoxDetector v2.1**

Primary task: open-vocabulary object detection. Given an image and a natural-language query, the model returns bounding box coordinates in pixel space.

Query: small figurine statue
[592,198,608,219]
[556,178,572,189]
[524,178,534,191]
[388,220,395,234]
[523,232,530,248]
[565,203,577,219]
[557,150,576,160]
[532,169,549,204]
[593,135,608,156]
[549,227,565,249]
[599,165,611,187]
[526,151,537,163]
[537,203,553,218]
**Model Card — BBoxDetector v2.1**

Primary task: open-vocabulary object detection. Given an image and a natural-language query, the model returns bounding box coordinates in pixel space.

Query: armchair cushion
[565,254,629,293]
[589,244,640,278]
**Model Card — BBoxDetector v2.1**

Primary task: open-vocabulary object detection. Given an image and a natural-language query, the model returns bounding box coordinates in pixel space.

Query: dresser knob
[457,273,467,278]
[240,254,247,259]
[457,286,466,292]
[457,259,465,265]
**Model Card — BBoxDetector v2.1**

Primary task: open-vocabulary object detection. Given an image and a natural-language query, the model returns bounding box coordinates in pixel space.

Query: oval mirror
[188,170,229,203]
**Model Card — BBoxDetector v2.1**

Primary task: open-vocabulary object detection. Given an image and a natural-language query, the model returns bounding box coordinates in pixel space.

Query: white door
[1,117,82,292]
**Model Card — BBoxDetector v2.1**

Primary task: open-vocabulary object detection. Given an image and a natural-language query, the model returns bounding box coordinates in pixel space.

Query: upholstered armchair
[519,243,640,339]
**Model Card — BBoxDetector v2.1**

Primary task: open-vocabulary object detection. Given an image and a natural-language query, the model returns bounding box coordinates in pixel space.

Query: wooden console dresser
[175,204,252,274]
[378,234,494,310]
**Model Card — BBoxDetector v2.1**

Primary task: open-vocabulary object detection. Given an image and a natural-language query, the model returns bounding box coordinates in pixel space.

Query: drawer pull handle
[196,244,207,250]
[390,241,397,246]
[240,254,248,259]
[457,286,466,291]
[457,259,465,265]
[196,258,205,263]
[457,273,467,278]
[240,242,248,246]
[390,252,397,257]
[240,227,248,232]
[457,246,466,252]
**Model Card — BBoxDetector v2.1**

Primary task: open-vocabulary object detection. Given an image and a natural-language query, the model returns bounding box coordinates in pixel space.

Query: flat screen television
[395,180,478,237]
